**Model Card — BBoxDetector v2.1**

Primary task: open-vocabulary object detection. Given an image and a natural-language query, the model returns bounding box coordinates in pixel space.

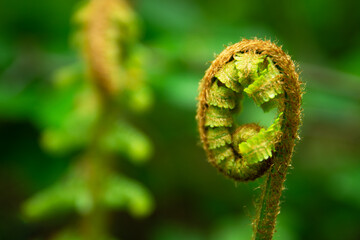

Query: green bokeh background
[0,0,360,239]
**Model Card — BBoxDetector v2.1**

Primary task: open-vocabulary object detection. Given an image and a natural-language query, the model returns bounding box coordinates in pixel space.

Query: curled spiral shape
[197,39,302,182]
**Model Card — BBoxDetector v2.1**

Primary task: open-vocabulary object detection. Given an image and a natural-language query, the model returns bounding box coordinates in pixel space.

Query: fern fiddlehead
[197,39,302,239]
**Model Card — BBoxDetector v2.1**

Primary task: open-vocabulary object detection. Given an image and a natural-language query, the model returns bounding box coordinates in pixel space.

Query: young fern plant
[23,0,153,239]
[197,39,302,240]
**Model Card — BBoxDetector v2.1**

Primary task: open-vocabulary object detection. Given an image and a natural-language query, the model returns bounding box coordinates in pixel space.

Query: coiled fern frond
[197,38,302,239]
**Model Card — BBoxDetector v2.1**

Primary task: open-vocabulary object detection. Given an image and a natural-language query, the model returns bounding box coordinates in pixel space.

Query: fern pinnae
[197,38,302,239]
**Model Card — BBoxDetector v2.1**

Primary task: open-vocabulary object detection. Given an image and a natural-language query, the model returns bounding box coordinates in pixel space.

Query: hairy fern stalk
[197,39,302,240]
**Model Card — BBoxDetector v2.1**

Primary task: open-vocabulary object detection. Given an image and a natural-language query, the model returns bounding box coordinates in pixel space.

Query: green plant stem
[80,205,108,239]
[78,94,115,239]
[79,147,109,239]
[253,148,293,239]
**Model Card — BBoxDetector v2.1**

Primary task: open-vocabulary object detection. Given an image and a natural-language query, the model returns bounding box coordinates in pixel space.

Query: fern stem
[253,161,287,239]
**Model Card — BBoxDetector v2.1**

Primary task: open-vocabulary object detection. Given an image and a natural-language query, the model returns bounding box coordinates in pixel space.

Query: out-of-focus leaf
[22,177,92,220]
[22,164,101,221]
[102,174,154,217]
[41,83,100,154]
[101,120,153,163]
[23,166,154,221]
[123,84,154,113]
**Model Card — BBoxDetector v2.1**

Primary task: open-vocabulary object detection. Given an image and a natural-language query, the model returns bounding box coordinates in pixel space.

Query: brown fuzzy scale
[85,0,117,95]
[196,39,302,240]
[84,0,132,97]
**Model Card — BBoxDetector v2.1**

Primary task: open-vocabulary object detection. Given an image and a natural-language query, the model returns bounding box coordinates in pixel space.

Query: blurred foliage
[0,0,360,239]
[0,0,155,239]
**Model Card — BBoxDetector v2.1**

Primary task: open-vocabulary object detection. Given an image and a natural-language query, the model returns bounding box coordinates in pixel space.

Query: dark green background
[0,0,359,239]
